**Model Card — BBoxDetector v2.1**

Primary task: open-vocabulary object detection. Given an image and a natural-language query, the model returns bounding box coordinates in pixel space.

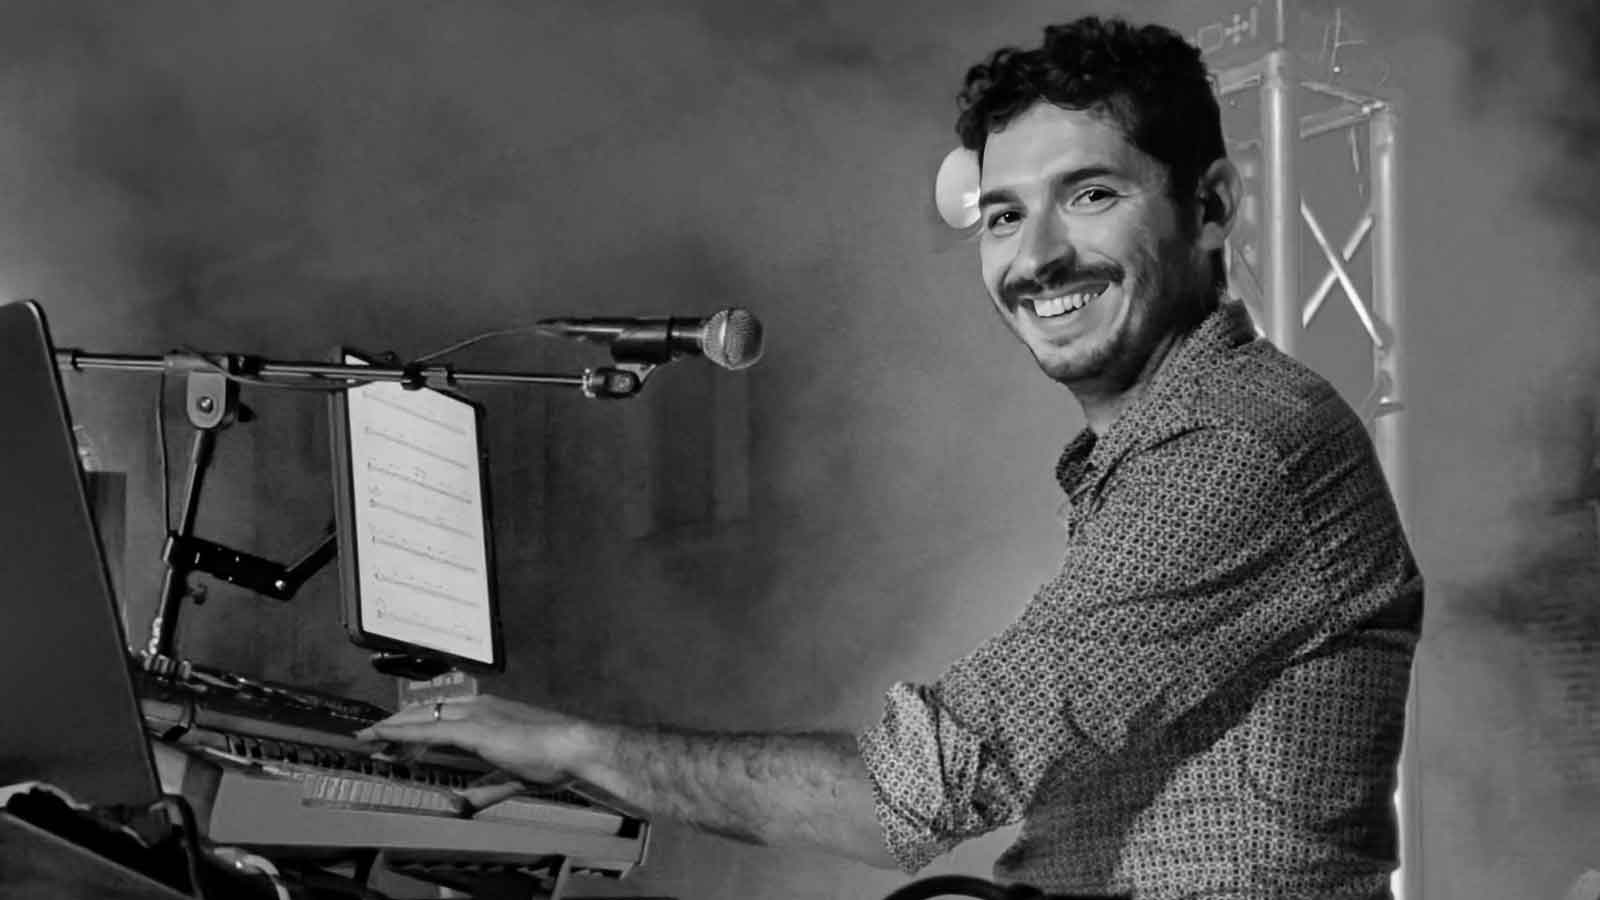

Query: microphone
[535,308,764,370]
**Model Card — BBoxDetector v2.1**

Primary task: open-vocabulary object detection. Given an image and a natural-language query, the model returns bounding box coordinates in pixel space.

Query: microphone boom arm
[54,348,652,399]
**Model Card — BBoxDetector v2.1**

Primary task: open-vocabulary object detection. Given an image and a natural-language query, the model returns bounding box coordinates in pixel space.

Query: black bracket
[162,530,335,603]
[369,653,454,681]
[581,365,650,399]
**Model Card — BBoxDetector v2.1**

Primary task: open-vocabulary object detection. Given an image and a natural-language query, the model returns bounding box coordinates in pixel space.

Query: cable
[171,348,357,393]
[878,876,1130,900]
[881,876,1040,900]
[156,373,171,532]
[217,372,358,392]
[163,326,547,393]
[413,324,543,363]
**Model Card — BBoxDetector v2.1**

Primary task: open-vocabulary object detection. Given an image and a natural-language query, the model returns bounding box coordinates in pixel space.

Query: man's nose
[1012,212,1075,284]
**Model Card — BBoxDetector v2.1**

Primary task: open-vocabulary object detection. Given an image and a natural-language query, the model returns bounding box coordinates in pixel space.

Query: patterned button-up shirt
[858,300,1423,899]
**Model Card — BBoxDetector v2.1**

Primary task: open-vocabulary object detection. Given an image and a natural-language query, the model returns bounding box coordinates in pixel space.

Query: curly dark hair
[955,16,1225,207]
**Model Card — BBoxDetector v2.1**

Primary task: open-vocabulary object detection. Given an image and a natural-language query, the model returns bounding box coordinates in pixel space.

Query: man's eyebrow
[976,186,1018,210]
[977,164,1124,209]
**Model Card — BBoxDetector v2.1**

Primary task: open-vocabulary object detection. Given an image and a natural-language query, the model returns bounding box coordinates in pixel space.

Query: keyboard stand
[379,851,573,900]
[3,775,608,900]
[0,810,194,900]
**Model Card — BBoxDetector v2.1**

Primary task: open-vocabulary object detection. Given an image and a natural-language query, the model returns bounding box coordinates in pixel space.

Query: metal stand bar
[1370,104,1405,500]
[53,349,647,397]
[146,428,217,665]
[1303,213,1374,324]
[1369,102,1419,900]
[1300,199,1385,347]
[1261,48,1300,356]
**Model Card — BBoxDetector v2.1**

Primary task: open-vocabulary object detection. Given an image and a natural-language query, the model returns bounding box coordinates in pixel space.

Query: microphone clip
[606,331,686,367]
[581,363,653,400]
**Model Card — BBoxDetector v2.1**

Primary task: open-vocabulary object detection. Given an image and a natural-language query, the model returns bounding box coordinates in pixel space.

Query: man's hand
[358,694,897,868]
[355,694,588,787]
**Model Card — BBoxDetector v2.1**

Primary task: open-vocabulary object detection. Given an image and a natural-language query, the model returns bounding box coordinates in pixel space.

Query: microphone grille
[701,308,764,370]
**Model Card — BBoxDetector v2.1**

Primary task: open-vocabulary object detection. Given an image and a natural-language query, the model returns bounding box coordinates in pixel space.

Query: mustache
[1000,263,1124,309]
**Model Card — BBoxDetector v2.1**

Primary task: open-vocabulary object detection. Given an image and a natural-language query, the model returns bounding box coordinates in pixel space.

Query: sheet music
[345,379,494,663]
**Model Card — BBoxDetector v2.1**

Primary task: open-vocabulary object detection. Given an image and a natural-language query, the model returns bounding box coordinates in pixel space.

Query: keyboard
[151,743,648,878]
[136,666,650,880]
[138,665,479,778]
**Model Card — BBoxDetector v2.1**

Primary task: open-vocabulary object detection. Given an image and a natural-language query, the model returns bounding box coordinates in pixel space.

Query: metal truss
[1213,45,1418,900]
[1217,52,1405,454]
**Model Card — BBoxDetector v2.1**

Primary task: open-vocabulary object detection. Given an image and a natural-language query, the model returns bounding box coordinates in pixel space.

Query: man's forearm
[569,723,898,869]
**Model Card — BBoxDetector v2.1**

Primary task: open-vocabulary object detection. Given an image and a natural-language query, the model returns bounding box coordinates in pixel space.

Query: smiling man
[968,42,1235,431]
[359,17,1422,900]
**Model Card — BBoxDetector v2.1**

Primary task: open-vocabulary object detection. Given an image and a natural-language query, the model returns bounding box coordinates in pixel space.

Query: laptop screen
[0,300,162,809]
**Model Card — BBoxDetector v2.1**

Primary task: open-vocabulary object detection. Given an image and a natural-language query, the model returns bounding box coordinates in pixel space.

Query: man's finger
[458,780,526,812]
[356,699,469,736]
[369,740,433,763]
[466,769,522,788]
[355,720,462,743]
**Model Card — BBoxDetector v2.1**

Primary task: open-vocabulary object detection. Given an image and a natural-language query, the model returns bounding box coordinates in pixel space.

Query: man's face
[977,102,1211,388]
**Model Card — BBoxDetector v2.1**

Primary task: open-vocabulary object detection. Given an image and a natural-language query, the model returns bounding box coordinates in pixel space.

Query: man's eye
[1071,187,1118,209]
[985,209,1021,234]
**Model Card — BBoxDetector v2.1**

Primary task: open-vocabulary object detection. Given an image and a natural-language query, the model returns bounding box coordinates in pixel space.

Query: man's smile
[1019,281,1114,320]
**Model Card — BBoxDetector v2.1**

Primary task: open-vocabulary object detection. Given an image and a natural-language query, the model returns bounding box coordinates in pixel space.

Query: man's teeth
[1031,288,1105,319]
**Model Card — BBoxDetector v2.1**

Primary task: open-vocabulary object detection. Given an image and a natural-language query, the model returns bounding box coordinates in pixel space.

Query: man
[361,16,1422,899]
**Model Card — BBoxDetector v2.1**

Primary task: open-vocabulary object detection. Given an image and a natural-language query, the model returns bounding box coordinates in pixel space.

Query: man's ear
[1193,157,1242,254]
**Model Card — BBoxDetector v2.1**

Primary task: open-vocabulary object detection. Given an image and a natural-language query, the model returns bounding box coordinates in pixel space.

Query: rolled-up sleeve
[857,426,1325,872]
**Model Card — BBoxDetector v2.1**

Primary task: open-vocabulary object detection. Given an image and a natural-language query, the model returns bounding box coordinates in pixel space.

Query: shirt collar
[1054,299,1259,495]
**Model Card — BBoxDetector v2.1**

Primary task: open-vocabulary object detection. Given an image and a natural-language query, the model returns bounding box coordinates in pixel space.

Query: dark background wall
[4,2,1598,899]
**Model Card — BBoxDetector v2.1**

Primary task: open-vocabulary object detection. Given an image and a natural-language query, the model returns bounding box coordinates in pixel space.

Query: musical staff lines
[367,497,475,540]
[371,529,476,573]
[370,600,478,645]
[345,379,494,662]
[365,459,472,505]
[362,423,469,471]
[369,392,469,437]
[373,569,475,608]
